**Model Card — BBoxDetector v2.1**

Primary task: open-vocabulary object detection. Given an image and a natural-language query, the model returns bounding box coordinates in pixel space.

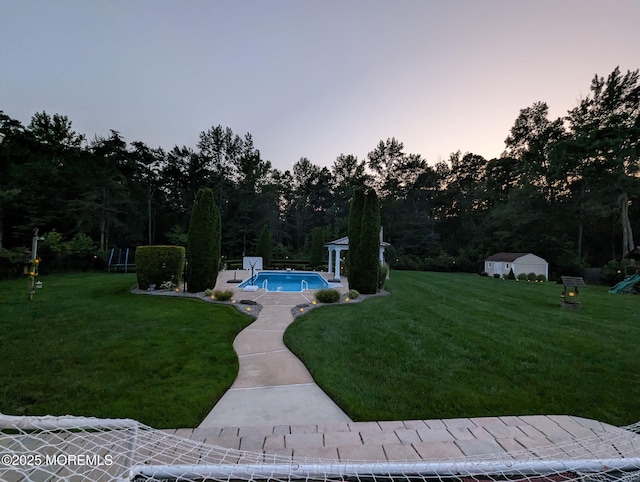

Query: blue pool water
[238,271,329,292]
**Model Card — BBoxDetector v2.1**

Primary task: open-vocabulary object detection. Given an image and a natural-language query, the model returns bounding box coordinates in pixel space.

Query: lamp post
[28,228,45,300]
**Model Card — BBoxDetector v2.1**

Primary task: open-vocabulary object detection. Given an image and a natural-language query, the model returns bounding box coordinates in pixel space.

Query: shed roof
[485,252,530,262]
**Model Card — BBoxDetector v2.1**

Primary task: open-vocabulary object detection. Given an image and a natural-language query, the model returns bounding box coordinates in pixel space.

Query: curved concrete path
[199,272,352,427]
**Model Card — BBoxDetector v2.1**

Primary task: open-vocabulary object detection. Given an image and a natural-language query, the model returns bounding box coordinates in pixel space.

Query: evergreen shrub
[356,189,381,294]
[213,289,233,301]
[392,254,424,271]
[0,247,27,279]
[187,188,221,293]
[310,227,325,268]
[256,225,273,268]
[38,230,99,273]
[315,289,340,303]
[378,263,389,290]
[136,245,185,290]
[347,188,365,289]
[527,272,537,281]
[600,260,625,285]
[517,273,528,281]
[270,260,311,270]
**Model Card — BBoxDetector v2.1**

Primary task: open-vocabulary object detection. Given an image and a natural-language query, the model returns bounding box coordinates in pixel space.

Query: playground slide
[609,273,640,294]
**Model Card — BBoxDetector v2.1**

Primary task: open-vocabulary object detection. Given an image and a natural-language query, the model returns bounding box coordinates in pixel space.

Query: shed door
[493,262,502,276]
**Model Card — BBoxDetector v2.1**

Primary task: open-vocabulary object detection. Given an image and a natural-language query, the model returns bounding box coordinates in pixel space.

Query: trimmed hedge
[225,259,314,270]
[136,245,185,290]
[315,289,341,303]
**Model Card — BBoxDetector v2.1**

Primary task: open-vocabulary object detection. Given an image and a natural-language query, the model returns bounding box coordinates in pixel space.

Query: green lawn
[284,271,640,426]
[0,272,253,428]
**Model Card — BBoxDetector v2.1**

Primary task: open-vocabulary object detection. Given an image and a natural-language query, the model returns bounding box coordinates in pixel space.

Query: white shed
[484,252,549,279]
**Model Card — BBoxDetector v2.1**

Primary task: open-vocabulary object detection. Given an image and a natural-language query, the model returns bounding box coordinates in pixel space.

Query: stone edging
[291,290,390,318]
[130,287,262,318]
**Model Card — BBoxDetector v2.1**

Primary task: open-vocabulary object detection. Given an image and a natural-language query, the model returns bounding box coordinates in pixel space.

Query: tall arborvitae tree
[256,224,273,268]
[310,227,325,268]
[356,189,381,294]
[187,188,221,292]
[347,188,365,287]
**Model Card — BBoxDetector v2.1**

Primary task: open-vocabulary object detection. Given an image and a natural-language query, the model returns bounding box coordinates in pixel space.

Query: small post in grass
[27,228,45,300]
[560,276,586,309]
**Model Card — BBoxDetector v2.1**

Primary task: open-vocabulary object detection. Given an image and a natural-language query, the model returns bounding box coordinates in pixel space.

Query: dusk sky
[2,0,639,172]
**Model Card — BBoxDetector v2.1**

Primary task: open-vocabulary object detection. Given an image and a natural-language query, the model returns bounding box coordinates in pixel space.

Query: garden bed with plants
[131,285,262,318]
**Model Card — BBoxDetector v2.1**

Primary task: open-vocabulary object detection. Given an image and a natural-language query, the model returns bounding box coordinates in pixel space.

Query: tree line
[0,66,638,279]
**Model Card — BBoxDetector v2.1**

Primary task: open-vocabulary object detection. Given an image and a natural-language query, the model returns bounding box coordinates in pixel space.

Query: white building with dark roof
[484,252,548,279]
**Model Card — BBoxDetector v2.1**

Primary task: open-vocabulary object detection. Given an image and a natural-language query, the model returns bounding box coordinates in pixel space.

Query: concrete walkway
[199,271,351,427]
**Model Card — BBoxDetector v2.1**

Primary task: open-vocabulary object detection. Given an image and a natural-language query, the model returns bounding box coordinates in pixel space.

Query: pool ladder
[301,280,308,291]
[262,280,269,290]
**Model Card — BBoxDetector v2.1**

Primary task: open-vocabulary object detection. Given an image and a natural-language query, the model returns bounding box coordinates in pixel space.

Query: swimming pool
[238,271,330,292]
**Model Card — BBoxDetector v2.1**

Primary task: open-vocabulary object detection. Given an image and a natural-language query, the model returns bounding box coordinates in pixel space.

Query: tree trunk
[620,191,635,258]
[577,185,585,258]
[148,186,153,245]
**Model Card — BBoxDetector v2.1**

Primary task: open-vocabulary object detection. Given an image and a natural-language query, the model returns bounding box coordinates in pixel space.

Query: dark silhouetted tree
[355,189,381,294]
[256,225,273,268]
[310,227,325,268]
[347,188,365,288]
[187,188,221,292]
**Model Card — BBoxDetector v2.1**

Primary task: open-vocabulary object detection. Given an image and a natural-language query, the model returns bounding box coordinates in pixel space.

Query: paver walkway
[174,415,640,462]
[199,271,351,427]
